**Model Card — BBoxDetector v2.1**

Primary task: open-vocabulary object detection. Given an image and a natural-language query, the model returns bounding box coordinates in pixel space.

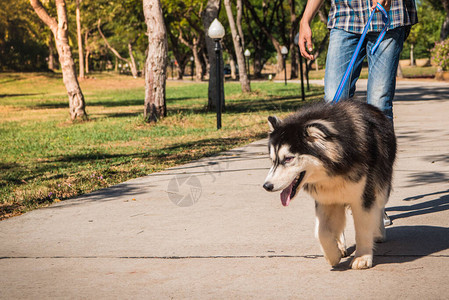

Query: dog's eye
[282,156,294,164]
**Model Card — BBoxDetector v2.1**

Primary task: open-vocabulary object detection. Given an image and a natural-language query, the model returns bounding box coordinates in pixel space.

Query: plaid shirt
[328,0,418,33]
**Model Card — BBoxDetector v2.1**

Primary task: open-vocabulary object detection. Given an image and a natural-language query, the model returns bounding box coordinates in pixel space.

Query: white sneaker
[383,212,392,227]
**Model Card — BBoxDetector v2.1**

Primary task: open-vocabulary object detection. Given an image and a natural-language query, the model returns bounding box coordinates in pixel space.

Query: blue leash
[332,3,390,104]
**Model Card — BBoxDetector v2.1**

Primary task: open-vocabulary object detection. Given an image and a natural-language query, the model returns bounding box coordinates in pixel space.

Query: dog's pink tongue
[280,182,293,206]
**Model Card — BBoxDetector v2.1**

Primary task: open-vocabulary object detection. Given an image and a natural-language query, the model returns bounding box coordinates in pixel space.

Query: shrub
[431,39,449,71]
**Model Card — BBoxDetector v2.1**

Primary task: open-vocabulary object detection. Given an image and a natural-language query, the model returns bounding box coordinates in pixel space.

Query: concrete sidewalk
[1,80,449,299]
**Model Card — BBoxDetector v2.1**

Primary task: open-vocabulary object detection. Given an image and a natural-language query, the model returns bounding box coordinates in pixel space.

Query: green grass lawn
[0,72,323,219]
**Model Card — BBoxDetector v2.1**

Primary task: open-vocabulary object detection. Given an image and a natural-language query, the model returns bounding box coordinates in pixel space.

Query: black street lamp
[281,46,288,86]
[244,49,251,84]
[208,18,225,130]
[294,33,305,102]
[305,59,310,91]
[190,56,194,80]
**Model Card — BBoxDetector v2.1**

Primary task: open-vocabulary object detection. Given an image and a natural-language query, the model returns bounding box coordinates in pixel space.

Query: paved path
[1,80,449,299]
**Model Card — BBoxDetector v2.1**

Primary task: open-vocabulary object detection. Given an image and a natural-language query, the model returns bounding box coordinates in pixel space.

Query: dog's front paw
[324,250,342,267]
[350,255,373,269]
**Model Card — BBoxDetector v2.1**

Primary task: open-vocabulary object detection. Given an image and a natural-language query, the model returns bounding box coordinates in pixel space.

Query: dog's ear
[305,123,330,143]
[268,116,281,132]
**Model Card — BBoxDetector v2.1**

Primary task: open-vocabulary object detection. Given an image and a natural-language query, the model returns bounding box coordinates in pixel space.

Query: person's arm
[298,0,325,60]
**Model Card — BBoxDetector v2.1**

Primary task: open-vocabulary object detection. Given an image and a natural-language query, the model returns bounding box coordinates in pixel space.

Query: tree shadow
[2,135,267,189]
[29,87,322,114]
[393,86,449,102]
[45,180,156,209]
[355,85,449,102]
[405,171,449,187]
[332,225,449,270]
[0,93,40,98]
[331,189,449,270]
[385,190,449,221]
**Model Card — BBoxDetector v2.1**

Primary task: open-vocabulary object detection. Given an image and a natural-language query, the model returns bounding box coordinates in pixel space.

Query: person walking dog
[298,0,418,119]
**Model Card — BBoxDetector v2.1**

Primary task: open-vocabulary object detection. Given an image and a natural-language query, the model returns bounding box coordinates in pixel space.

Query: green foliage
[311,16,328,67]
[0,0,50,71]
[431,38,449,70]
[402,0,445,59]
[1,0,446,72]
[162,0,205,67]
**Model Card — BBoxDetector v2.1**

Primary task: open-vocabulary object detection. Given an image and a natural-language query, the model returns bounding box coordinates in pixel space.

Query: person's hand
[371,0,391,12]
[298,21,314,60]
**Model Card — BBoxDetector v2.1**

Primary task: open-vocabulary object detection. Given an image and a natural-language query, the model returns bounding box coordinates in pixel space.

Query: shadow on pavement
[386,190,449,221]
[332,225,449,270]
[375,225,449,260]
[393,86,449,101]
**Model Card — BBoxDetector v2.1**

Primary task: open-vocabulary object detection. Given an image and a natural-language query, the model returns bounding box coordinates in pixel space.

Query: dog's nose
[263,182,274,191]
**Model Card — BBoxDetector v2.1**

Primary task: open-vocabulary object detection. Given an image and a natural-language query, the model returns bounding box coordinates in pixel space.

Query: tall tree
[165,0,206,81]
[143,0,168,122]
[439,0,449,40]
[30,0,87,120]
[224,0,250,92]
[242,2,271,78]
[243,0,286,74]
[97,18,139,77]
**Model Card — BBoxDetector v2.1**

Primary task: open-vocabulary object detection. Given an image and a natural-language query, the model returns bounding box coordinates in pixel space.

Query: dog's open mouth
[280,171,306,206]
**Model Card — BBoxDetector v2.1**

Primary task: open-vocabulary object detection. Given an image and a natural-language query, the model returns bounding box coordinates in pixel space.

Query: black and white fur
[263,99,396,269]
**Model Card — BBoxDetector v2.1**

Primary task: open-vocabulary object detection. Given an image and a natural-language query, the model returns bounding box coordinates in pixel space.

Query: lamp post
[208,18,225,130]
[294,33,305,102]
[190,56,194,80]
[244,49,251,84]
[281,46,288,86]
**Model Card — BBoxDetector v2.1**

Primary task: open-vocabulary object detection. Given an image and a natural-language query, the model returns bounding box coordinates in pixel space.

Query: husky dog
[263,99,396,269]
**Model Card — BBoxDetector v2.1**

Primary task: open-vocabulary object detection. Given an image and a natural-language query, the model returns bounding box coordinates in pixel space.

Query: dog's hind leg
[315,202,347,267]
[374,190,389,243]
[374,207,387,243]
[350,202,382,269]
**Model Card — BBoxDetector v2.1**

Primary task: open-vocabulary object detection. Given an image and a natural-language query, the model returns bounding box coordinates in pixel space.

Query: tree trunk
[47,34,58,71]
[128,42,138,78]
[253,50,264,78]
[178,30,203,81]
[236,0,245,49]
[441,16,449,41]
[441,0,449,40]
[192,40,203,81]
[288,0,298,79]
[143,0,168,123]
[202,0,224,110]
[97,19,138,78]
[224,0,250,92]
[84,30,90,74]
[76,0,84,79]
[230,57,237,79]
[30,0,87,121]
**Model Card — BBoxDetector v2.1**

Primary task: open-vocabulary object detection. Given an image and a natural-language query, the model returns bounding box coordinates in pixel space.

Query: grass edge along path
[0,72,324,220]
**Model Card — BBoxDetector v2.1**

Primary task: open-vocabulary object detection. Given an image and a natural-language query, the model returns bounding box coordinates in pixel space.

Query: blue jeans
[324,27,407,119]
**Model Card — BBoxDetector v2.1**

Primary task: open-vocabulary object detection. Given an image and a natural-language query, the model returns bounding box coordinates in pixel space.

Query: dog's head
[263,114,340,206]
